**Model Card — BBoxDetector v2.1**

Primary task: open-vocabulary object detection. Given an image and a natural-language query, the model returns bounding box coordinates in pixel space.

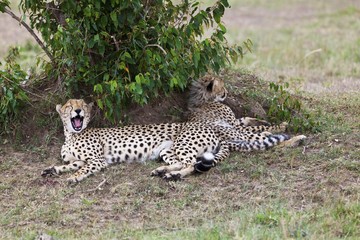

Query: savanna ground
[0,0,359,239]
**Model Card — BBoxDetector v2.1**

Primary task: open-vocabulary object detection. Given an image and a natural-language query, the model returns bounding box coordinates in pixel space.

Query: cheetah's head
[56,99,93,133]
[188,75,228,109]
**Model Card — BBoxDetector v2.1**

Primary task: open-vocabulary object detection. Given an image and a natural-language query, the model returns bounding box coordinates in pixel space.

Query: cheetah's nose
[75,109,81,114]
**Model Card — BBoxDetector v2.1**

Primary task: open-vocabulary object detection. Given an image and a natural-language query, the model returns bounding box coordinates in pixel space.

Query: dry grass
[1,81,359,239]
[221,0,360,93]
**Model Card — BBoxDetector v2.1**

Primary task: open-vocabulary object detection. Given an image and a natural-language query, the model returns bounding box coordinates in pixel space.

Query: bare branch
[145,44,167,55]
[111,35,120,51]
[85,178,107,192]
[46,2,67,27]
[2,75,52,103]
[3,8,55,65]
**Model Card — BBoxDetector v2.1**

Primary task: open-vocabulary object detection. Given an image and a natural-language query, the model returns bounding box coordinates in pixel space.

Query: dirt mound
[11,71,269,146]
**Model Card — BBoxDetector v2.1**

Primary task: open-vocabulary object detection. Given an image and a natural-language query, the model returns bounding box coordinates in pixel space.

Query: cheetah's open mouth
[71,115,84,131]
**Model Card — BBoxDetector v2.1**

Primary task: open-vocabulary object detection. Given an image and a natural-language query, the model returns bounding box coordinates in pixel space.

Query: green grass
[2,200,358,239]
[221,1,360,88]
[0,41,44,75]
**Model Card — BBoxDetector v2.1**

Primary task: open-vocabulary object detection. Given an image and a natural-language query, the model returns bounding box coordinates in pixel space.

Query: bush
[0,47,29,134]
[267,82,321,133]
[18,0,249,122]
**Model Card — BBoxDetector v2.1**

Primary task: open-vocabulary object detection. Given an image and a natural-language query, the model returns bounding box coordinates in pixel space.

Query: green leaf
[105,98,112,112]
[100,16,108,28]
[97,99,103,110]
[94,34,100,42]
[109,80,118,94]
[229,48,238,63]
[94,84,103,94]
[103,73,109,81]
[16,0,245,124]
[220,0,230,8]
[121,52,134,64]
[170,77,178,88]
[84,6,92,17]
[135,83,143,95]
[193,49,200,68]
[218,23,227,33]
[135,74,142,84]
[98,45,105,56]
[110,11,118,28]
[0,0,9,13]
[244,39,253,53]
[213,4,225,23]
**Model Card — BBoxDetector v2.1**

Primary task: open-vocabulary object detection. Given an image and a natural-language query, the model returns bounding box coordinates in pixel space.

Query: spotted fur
[41,76,305,182]
[42,98,227,183]
[151,75,306,179]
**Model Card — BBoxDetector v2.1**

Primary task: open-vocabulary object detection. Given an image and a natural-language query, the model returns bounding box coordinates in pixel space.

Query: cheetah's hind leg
[150,148,181,177]
[151,162,183,178]
[194,142,230,173]
[194,152,216,173]
[277,135,307,148]
[163,165,195,181]
[163,144,229,180]
[240,117,270,126]
[162,142,231,181]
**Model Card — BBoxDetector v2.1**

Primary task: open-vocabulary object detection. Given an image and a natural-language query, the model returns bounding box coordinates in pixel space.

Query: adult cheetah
[42,76,304,182]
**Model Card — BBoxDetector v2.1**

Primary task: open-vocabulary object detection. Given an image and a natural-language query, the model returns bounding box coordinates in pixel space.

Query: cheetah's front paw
[163,172,182,181]
[66,176,80,184]
[41,167,58,177]
[151,166,167,177]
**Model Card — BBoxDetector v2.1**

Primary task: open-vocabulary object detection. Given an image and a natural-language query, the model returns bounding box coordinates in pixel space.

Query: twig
[85,178,107,192]
[46,2,67,27]
[302,146,306,155]
[297,48,322,65]
[111,35,120,51]
[4,8,55,64]
[145,44,167,55]
[2,75,52,103]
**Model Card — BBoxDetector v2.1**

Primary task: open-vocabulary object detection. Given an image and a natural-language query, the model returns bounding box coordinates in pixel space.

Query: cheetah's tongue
[74,118,82,128]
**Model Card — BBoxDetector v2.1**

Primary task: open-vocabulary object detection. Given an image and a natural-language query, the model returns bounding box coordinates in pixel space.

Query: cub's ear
[206,80,214,92]
[56,104,62,114]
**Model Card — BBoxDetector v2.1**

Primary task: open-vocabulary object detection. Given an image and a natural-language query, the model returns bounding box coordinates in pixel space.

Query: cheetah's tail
[194,141,230,173]
[228,134,290,151]
[194,152,216,173]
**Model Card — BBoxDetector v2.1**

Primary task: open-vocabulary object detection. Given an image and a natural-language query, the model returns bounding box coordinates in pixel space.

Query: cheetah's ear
[56,104,62,114]
[87,102,94,110]
[206,80,214,92]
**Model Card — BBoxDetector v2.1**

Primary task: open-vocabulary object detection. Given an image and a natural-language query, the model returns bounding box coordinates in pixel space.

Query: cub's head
[188,75,228,109]
[56,99,93,133]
